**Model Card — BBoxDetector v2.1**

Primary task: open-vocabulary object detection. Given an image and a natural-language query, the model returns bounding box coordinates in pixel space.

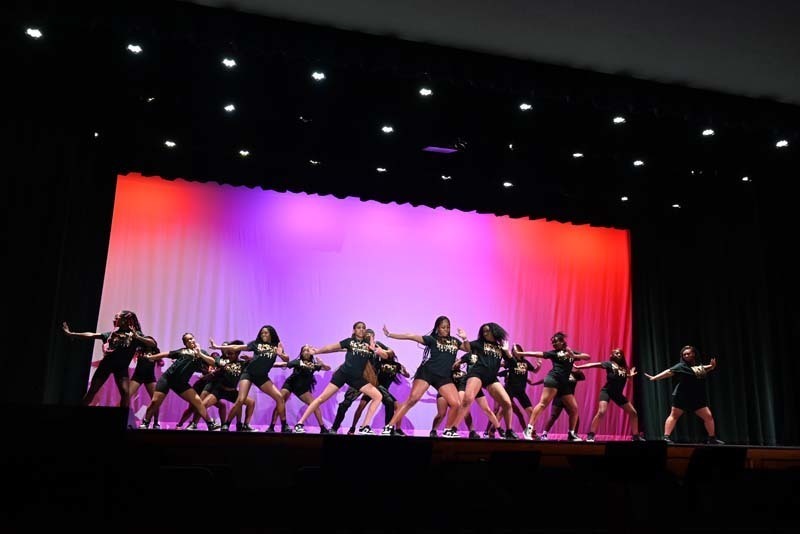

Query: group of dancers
[62,310,724,444]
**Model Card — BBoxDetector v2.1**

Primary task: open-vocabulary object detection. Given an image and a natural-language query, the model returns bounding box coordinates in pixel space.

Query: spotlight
[222,58,237,68]
[311,71,326,81]
[508,144,514,150]
[146,97,155,103]
[519,103,532,111]
[419,88,433,96]
[633,160,644,167]
[502,181,514,188]
[25,28,43,39]
[671,203,681,209]
[309,160,320,166]
[621,196,629,202]
[776,139,789,148]
[93,132,99,138]
[441,175,452,180]
[376,167,387,173]
[224,104,236,112]
[164,140,176,148]
[613,116,626,124]
[702,129,715,136]
[239,149,250,157]
[126,44,143,54]
[572,152,584,158]
[381,126,394,134]
[741,176,750,182]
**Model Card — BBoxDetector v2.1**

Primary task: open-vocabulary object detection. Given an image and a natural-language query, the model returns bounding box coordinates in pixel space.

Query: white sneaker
[293,423,305,434]
[358,425,374,435]
[567,431,583,442]
[442,428,459,438]
[381,425,395,436]
[540,431,549,441]
[523,426,533,440]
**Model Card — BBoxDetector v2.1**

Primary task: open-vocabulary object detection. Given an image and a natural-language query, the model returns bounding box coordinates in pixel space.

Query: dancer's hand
[457,327,467,341]
[382,325,390,337]
[709,358,717,370]
[629,367,638,377]
[644,373,655,381]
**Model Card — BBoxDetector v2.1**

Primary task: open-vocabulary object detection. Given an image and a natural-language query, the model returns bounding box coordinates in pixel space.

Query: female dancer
[381,316,470,437]
[129,336,163,428]
[62,310,156,409]
[454,323,518,439]
[293,321,385,434]
[430,357,487,438]
[268,344,331,433]
[515,332,590,441]
[196,341,256,432]
[210,325,290,432]
[487,344,542,436]
[645,345,723,444]
[575,348,644,441]
[537,368,585,440]
[140,332,220,430]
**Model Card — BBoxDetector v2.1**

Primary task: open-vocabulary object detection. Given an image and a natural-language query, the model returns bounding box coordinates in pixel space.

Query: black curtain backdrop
[5,1,798,445]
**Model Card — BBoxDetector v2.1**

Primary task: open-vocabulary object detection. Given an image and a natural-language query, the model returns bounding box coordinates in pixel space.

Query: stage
[7,407,798,529]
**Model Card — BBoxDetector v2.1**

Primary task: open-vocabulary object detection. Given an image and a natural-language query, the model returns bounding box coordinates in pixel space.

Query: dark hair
[551,331,567,344]
[610,348,628,369]
[256,325,280,346]
[478,323,508,345]
[134,336,160,358]
[680,345,697,359]
[423,316,450,362]
[118,310,142,332]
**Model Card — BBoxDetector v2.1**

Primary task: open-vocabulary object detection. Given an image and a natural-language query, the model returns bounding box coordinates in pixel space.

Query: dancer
[537,368,585,440]
[129,336,163,428]
[268,344,331,433]
[210,325,290,433]
[515,332,590,441]
[293,321,385,434]
[487,344,542,436]
[195,341,255,432]
[430,357,486,438]
[175,356,220,430]
[645,345,723,444]
[575,348,644,441]
[62,310,156,409]
[381,316,470,437]
[140,332,220,430]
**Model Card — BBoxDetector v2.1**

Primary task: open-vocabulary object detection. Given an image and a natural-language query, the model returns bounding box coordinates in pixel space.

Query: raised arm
[568,348,591,361]
[62,322,103,340]
[383,325,425,344]
[512,345,545,359]
[315,358,332,371]
[311,342,345,355]
[644,369,674,381]
[208,338,250,352]
[456,328,470,352]
[276,341,289,362]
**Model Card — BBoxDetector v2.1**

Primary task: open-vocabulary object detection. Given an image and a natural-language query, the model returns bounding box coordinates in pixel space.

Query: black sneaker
[483,429,496,439]
[663,435,673,444]
[319,426,330,434]
[293,423,305,434]
[186,422,198,431]
[152,423,161,430]
[468,430,481,439]
[705,436,725,445]
[238,423,255,432]
[265,425,275,433]
[586,432,596,442]
[138,420,150,429]
[281,423,292,433]
[220,423,230,432]
[442,428,459,438]
[429,429,438,437]
[382,425,396,436]
[567,431,583,442]
[632,434,646,442]
[357,425,374,435]
[497,428,506,439]
[394,428,407,436]
[505,429,518,440]
[206,421,221,431]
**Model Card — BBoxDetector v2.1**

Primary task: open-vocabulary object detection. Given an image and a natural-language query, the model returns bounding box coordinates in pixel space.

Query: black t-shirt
[376,359,403,388]
[504,359,537,389]
[543,349,582,382]
[420,335,462,377]
[100,330,148,365]
[286,357,324,391]
[600,361,629,394]
[245,340,281,374]
[164,348,211,384]
[339,337,374,375]
[468,339,508,375]
[669,361,709,399]
[214,356,246,388]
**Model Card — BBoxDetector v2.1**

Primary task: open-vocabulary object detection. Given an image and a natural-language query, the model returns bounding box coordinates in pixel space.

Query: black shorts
[130,368,156,384]
[543,373,570,390]
[240,370,272,388]
[440,376,484,399]
[465,367,498,388]
[207,385,238,403]
[330,368,368,390]
[94,355,132,382]
[507,387,532,408]
[414,366,454,391]
[599,388,628,407]
[155,375,192,395]
[283,374,313,396]
[672,393,708,412]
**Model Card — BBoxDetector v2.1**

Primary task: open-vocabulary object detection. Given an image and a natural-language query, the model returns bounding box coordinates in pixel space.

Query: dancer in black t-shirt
[269,344,331,432]
[515,332,590,441]
[487,345,542,436]
[210,325,291,432]
[645,345,723,444]
[533,368,585,440]
[62,310,156,411]
[193,340,256,432]
[575,348,644,441]
[294,322,386,434]
[380,316,470,437]
[141,332,220,430]
[129,336,163,428]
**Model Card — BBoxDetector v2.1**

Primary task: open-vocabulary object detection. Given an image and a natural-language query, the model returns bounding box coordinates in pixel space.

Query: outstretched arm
[574,362,603,370]
[145,351,171,361]
[644,369,673,381]
[383,325,425,344]
[209,338,249,352]
[62,322,103,340]
[568,348,591,361]
[311,342,344,355]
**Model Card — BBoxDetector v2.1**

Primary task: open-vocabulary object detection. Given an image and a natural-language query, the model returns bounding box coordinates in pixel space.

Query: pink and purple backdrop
[91,172,633,438]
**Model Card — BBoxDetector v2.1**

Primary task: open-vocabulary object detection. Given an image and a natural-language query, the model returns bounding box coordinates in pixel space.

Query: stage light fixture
[503,181,514,188]
[613,116,626,124]
[25,28,42,39]
[309,160,320,165]
[381,126,394,134]
[621,196,629,202]
[127,44,142,54]
[672,203,681,208]
[741,176,750,182]
[222,58,237,68]
[633,160,644,167]
[441,175,452,180]
[519,103,532,111]
[419,88,433,96]
[224,104,236,112]
[164,140,176,148]
[238,150,250,157]
[572,152,584,158]
[702,129,715,136]
[776,139,789,148]
[146,97,155,103]
[311,71,326,81]
[376,167,387,173]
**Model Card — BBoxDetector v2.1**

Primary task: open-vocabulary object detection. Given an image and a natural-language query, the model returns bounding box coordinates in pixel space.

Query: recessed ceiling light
[126,44,142,54]
[613,116,626,124]
[776,139,789,148]
[381,126,394,134]
[419,88,433,96]
[519,103,532,111]
[25,28,43,39]
[222,58,237,68]
[502,181,514,188]
[164,140,176,148]
[238,149,250,157]
[633,160,645,167]
[311,71,326,81]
